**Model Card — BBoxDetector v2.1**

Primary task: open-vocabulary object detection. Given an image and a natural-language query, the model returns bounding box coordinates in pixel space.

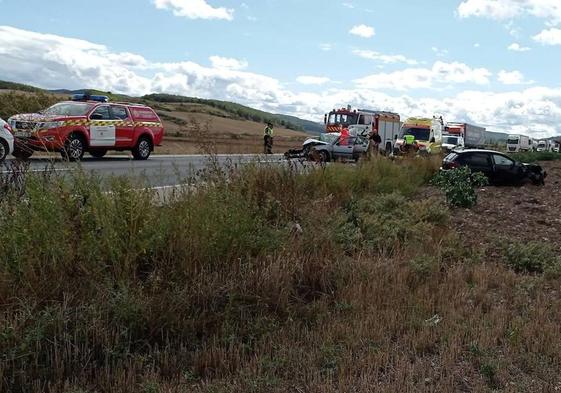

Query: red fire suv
[8,95,164,160]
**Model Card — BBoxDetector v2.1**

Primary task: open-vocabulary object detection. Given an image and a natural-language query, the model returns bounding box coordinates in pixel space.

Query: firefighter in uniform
[264,122,274,154]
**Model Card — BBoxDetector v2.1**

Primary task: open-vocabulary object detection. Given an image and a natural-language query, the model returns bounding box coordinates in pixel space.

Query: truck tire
[0,140,8,162]
[61,133,85,161]
[385,142,392,155]
[12,146,33,160]
[132,136,152,160]
[89,149,107,159]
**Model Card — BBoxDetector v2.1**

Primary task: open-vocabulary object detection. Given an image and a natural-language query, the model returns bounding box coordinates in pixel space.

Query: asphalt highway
[2,154,287,188]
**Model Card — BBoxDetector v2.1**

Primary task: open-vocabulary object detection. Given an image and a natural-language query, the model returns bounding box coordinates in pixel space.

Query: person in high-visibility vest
[427,137,442,155]
[404,134,415,145]
[402,134,416,155]
[264,122,274,154]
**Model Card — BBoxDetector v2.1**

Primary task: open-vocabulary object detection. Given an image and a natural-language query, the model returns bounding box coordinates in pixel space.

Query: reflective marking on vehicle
[61,120,162,128]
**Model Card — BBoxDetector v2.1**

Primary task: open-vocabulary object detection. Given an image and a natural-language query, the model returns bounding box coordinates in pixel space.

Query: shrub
[431,166,488,208]
[504,241,561,277]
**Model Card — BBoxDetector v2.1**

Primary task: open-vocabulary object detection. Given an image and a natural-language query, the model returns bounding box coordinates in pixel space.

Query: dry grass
[1,157,560,392]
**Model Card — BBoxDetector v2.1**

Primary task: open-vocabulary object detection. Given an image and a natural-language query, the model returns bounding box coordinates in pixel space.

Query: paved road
[1,154,287,188]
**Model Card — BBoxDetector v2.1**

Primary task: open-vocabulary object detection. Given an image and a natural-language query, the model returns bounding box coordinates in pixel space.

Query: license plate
[14,130,30,138]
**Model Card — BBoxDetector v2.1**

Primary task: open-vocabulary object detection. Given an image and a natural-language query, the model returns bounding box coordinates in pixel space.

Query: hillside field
[0,83,315,155]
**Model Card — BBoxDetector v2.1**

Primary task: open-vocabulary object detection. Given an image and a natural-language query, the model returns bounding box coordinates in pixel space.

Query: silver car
[310,133,370,162]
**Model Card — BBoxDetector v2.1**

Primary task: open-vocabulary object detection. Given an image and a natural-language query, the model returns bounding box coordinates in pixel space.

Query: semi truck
[507,134,531,153]
[445,122,486,148]
[324,106,401,154]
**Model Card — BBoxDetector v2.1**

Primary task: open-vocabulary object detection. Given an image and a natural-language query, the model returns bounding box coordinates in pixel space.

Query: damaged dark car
[442,149,546,186]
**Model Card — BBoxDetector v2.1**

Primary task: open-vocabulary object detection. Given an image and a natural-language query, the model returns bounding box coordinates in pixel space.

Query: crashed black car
[442,149,546,186]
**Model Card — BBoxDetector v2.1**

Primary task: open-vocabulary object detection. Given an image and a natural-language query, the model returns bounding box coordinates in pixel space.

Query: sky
[1,0,561,136]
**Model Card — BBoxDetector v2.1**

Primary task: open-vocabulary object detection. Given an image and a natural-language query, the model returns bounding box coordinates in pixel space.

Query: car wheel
[132,136,152,160]
[318,150,330,163]
[61,133,85,161]
[0,140,8,162]
[89,149,108,159]
[12,146,33,160]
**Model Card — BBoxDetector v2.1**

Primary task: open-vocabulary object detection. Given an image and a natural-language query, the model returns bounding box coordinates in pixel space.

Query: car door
[110,105,134,147]
[491,153,521,185]
[332,137,355,159]
[89,105,116,147]
[459,152,493,179]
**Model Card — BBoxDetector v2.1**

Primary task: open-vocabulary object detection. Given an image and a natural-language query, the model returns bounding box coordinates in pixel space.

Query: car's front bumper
[14,135,65,152]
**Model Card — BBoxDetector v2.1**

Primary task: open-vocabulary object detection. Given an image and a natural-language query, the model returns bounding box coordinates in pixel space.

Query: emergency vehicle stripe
[62,120,162,127]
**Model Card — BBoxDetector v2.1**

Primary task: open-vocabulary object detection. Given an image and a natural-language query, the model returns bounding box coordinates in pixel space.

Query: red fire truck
[8,94,164,161]
[324,106,401,154]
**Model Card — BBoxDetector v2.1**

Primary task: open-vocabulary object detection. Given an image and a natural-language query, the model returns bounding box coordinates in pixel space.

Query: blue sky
[1,0,561,136]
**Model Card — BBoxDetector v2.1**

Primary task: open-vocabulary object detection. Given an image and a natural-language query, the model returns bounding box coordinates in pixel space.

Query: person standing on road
[370,129,382,158]
[264,122,274,154]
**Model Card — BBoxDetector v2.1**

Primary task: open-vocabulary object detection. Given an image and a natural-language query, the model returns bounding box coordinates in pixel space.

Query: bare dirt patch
[451,161,561,256]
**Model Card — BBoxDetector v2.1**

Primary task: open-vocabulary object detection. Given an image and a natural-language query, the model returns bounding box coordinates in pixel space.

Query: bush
[504,241,561,277]
[431,167,488,208]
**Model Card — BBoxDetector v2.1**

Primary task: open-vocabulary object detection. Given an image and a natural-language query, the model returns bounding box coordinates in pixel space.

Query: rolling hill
[0,80,321,154]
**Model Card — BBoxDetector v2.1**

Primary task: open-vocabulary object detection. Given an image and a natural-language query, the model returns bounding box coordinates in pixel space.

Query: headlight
[36,121,63,130]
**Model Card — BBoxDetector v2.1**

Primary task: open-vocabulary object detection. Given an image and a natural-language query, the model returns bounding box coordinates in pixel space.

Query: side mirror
[323,114,327,125]
[394,135,398,140]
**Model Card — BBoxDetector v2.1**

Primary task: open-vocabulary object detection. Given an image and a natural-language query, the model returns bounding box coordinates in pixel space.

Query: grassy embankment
[511,150,561,163]
[2,156,561,392]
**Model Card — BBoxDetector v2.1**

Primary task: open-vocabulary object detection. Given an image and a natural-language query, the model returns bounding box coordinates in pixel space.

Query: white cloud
[352,49,418,65]
[209,56,248,70]
[508,42,531,51]
[152,0,234,21]
[354,61,491,91]
[474,43,481,48]
[458,0,521,20]
[533,28,561,45]
[458,0,561,25]
[342,2,355,9]
[319,43,334,52]
[349,24,375,38]
[2,26,561,138]
[498,70,526,84]
[296,76,331,85]
[431,46,449,57]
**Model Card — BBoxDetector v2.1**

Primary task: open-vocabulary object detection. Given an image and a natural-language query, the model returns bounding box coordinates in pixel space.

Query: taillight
[444,161,460,169]
[3,123,12,134]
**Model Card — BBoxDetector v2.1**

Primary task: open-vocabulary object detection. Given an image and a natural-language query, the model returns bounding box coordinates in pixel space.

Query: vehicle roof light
[72,94,109,103]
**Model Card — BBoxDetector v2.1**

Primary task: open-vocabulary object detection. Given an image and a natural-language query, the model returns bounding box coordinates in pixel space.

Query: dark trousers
[264,135,273,154]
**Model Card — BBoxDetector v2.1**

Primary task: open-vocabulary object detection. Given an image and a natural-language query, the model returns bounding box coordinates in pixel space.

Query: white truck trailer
[507,134,530,153]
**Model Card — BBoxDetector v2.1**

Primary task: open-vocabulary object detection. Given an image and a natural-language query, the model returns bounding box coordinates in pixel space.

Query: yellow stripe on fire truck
[62,120,162,127]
